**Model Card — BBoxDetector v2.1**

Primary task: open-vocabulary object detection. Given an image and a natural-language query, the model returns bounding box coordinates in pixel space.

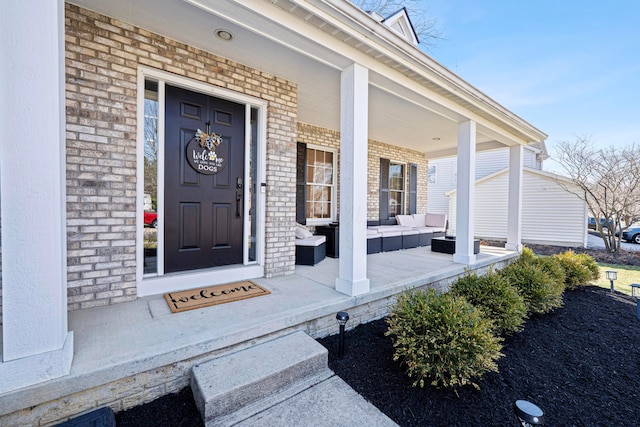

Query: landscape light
[336,311,349,358]
[514,400,544,426]
[606,270,617,293]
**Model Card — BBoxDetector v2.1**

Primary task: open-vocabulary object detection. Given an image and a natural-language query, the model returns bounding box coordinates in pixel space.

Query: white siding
[429,146,540,215]
[523,149,537,168]
[521,172,586,247]
[448,168,587,247]
[427,157,456,214]
[475,149,509,179]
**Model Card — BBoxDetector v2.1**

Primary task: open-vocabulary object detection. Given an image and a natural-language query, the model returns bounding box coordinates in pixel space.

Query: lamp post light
[514,400,544,426]
[606,270,617,293]
[336,311,349,358]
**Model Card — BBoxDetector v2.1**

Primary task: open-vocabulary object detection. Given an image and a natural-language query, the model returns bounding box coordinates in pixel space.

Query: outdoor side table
[315,223,339,258]
[630,283,640,298]
[431,237,480,255]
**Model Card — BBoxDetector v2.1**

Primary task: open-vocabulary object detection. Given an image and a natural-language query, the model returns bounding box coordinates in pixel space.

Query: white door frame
[135,66,267,296]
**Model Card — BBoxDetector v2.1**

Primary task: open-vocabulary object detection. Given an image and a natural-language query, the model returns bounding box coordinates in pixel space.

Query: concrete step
[191,331,332,426]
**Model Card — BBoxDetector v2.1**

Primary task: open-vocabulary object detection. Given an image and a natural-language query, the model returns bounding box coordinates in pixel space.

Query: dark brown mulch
[115,387,203,427]
[117,287,640,427]
[318,286,640,427]
[482,239,640,266]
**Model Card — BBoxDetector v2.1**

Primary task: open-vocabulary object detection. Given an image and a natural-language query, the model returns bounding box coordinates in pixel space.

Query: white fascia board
[523,166,577,186]
[218,0,545,144]
[445,166,578,197]
[310,0,547,142]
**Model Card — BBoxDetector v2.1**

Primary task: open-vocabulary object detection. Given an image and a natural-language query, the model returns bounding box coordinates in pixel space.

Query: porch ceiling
[69,0,545,157]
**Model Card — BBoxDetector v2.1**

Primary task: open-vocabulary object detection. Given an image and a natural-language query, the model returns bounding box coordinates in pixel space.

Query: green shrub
[552,250,600,289]
[450,271,527,336]
[519,246,537,261]
[386,289,503,390]
[532,255,567,288]
[500,259,564,315]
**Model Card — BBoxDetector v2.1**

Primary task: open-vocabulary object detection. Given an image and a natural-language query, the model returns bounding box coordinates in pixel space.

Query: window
[428,164,437,184]
[305,147,335,222]
[143,79,159,275]
[296,144,336,224]
[379,158,406,223]
[388,162,405,217]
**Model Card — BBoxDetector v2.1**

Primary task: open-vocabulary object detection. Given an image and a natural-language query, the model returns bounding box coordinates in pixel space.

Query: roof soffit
[69,0,546,147]
[263,0,547,143]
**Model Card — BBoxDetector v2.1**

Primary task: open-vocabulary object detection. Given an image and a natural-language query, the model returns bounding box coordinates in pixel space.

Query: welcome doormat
[164,281,270,313]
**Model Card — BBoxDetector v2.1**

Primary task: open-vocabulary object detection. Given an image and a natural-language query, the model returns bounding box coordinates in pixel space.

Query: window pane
[304,147,334,221]
[248,107,258,262]
[389,191,403,216]
[319,202,330,218]
[143,79,159,275]
[387,162,405,218]
[389,164,404,191]
[325,165,333,185]
[322,168,331,185]
[325,151,333,168]
[306,201,313,219]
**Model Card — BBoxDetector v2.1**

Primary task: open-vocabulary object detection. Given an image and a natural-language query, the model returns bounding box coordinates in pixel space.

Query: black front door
[164,85,245,273]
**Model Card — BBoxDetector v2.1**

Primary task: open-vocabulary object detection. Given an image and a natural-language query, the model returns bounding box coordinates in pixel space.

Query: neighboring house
[428,144,547,215]
[0,0,547,420]
[446,167,588,247]
[427,143,587,247]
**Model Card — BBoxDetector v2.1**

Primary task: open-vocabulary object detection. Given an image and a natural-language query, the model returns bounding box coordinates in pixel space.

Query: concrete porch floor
[0,245,517,425]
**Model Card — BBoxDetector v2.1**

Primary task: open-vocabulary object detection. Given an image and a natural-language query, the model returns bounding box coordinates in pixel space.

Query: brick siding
[64,4,298,309]
[368,140,429,221]
[0,4,429,314]
[297,122,429,221]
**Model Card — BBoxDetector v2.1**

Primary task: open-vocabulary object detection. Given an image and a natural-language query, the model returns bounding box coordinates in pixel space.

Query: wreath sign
[186,128,226,175]
[195,129,222,150]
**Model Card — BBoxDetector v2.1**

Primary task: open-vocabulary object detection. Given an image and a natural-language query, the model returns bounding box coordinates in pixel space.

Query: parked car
[621,225,640,244]
[588,217,613,230]
[144,211,158,228]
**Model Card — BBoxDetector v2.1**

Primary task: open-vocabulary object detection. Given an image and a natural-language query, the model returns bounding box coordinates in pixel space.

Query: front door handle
[236,192,242,218]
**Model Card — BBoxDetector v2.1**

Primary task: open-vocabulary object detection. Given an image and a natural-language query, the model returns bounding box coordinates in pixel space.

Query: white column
[336,64,370,296]
[506,145,524,252]
[0,0,73,393]
[453,121,477,264]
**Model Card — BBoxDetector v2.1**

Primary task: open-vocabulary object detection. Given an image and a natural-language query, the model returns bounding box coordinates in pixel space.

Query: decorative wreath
[195,129,223,151]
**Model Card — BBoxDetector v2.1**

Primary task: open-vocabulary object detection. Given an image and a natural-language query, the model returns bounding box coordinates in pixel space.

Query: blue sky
[421,1,640,172]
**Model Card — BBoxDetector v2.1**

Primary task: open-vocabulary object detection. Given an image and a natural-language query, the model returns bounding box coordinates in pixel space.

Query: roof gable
[380,7,419,46]
[445,167,577,196]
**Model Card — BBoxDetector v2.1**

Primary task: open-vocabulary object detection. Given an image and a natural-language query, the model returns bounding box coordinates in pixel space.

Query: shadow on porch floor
[0,245,517,425]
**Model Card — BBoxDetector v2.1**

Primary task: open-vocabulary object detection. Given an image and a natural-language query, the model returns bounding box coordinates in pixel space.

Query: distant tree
[554,136,640,253]
[144,99,159,211]
[350,0,443,48]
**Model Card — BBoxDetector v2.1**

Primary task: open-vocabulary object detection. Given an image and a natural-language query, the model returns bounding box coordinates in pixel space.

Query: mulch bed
[318,286,640,426]
[487,240,640,267]
[116,240,640,426]
[117,286,640,427]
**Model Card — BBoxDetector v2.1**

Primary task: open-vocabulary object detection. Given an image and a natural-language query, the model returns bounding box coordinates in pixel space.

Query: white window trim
[305,144,337,226]
[135,66,268,296]
[389,160,407,217]
[428,164,437,185]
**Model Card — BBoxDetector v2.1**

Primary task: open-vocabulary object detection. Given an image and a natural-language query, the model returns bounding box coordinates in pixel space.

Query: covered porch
[0,0,546,417]
[0,245,517,425]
